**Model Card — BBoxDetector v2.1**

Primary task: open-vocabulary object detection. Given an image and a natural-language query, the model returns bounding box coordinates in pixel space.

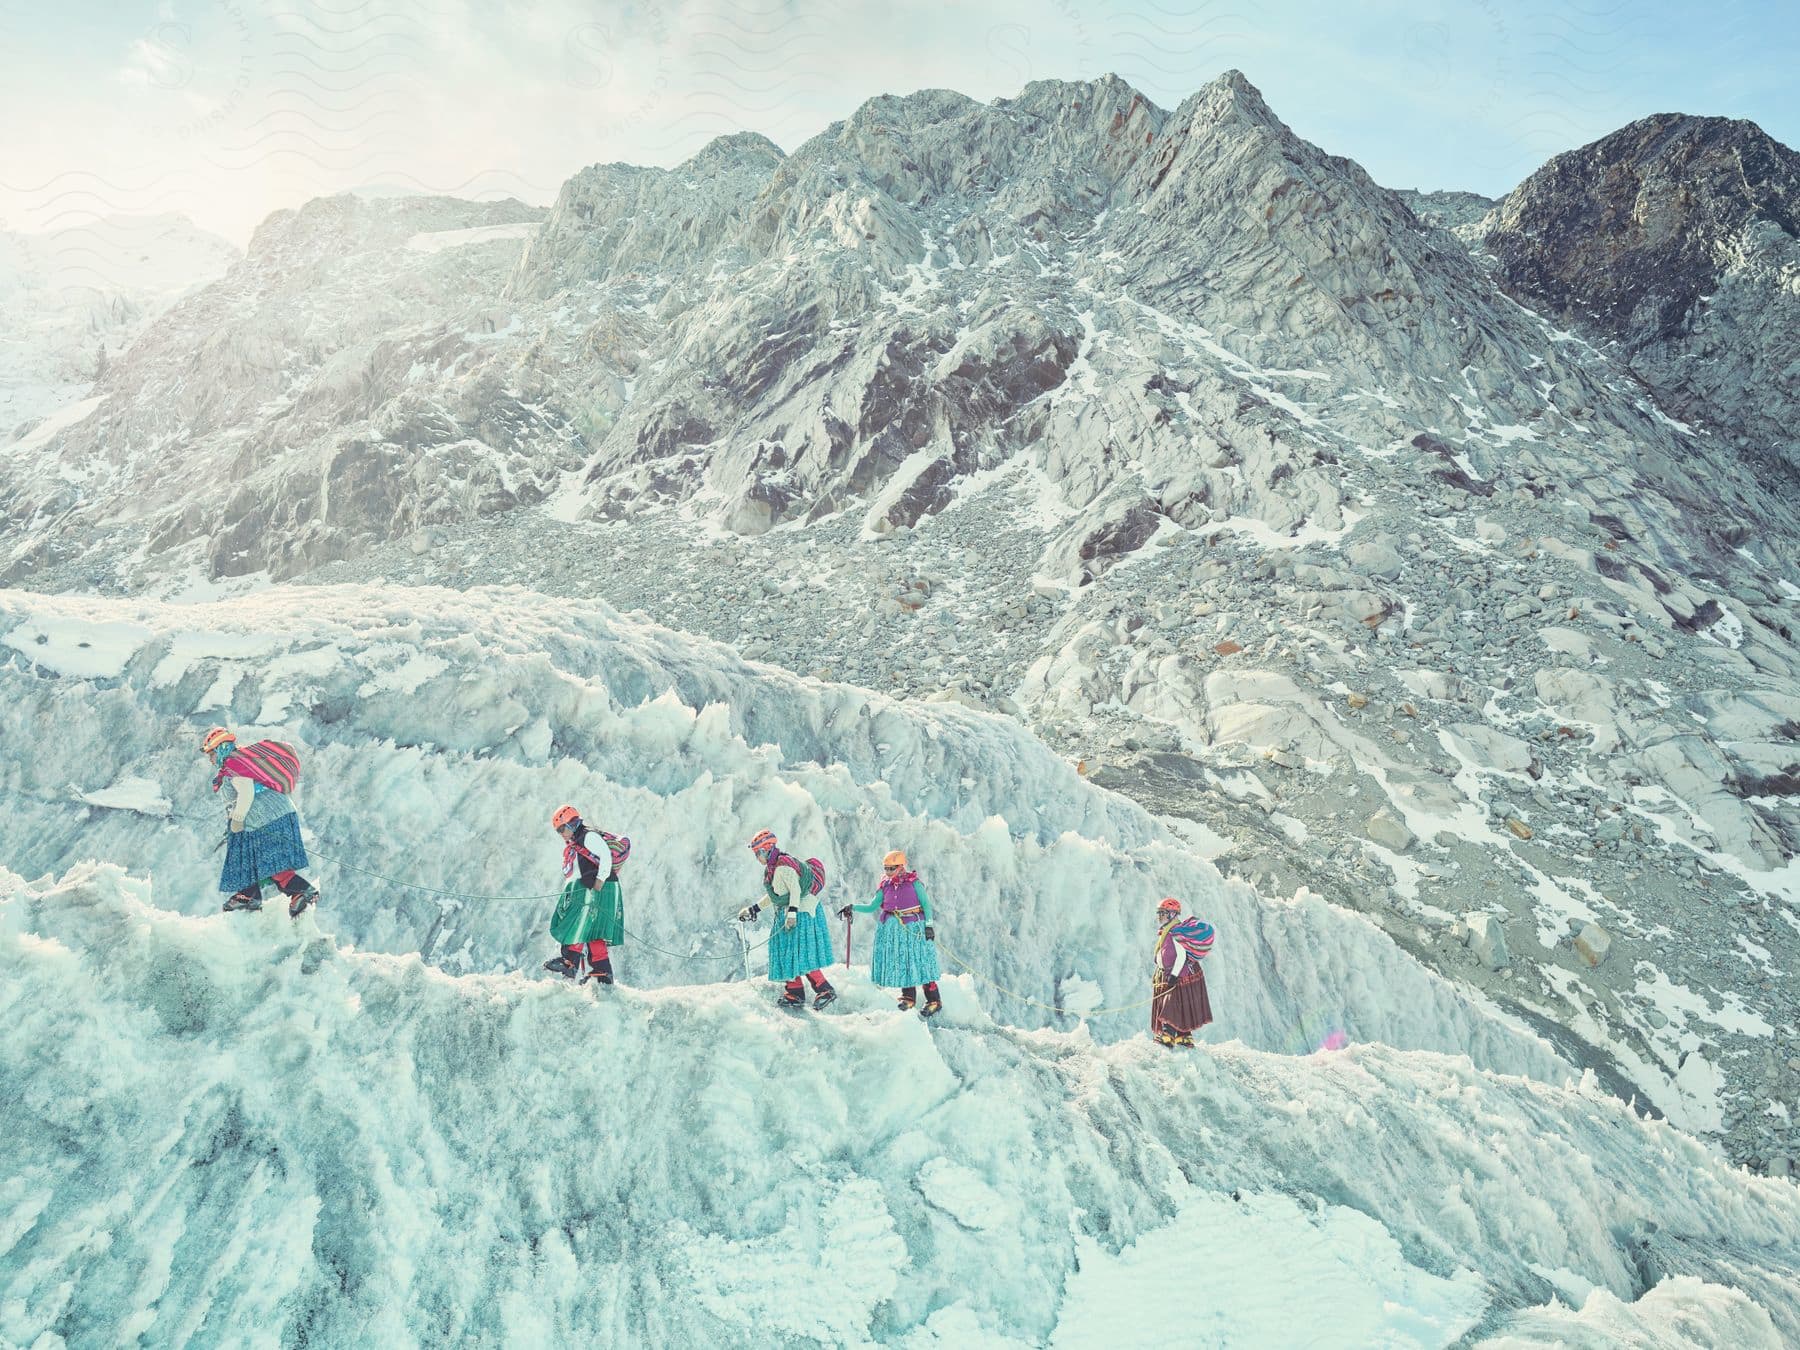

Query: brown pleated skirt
[1151,966,1214,1035]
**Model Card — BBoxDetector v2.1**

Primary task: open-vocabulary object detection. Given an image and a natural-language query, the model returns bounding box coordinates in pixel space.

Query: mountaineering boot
[896,988,917,1011]
[919,998,943,1019]
[1174,1031,1195,1048]
[778,981,808,1009]
[811,982,838,1010]
[222,887,263,913]
[543,945,583,978]
[286,885,319,919]
[1155,1024,1181,1048]
[581,958,614,986]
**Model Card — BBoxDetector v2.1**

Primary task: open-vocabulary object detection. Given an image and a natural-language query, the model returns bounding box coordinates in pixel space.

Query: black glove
[924,925,936,941]
[737,904,760,923]
[837,905,853,920]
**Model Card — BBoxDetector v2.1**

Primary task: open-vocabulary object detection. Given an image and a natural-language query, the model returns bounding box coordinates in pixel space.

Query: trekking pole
[843,911,853,968]
[736,919,751,983]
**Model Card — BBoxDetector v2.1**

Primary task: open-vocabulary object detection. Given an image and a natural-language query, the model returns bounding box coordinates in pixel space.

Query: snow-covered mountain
[1,195,546,585]
[3,585,1798,1345]
[0,213,238,440]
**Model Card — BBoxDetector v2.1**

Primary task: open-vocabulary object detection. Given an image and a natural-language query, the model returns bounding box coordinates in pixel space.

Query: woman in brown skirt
[1151,897,1215,1048]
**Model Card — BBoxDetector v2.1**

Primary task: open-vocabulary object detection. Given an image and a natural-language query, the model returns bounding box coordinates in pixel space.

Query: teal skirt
[869,916,940,987]
[767,906,835,981]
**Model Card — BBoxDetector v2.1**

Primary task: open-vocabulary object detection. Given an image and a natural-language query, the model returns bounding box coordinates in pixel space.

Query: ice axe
[843,910,853,968]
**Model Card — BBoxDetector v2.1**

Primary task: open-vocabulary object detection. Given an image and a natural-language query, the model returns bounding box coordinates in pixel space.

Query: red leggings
[585,940,609,962]
[784,970,829,993]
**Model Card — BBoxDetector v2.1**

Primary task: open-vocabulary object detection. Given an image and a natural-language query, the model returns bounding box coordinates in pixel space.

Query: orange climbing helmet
[882,849,908,870]
[748,828,778,856]
[551,805,581,831]
[200,727,235,756]
[1157,897,1182,914]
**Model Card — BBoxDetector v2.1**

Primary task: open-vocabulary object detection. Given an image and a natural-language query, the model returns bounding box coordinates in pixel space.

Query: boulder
[1443,723,1535,774]
[1344,536,1404,581]
[1574,923,1612,967]
[1365,810,1415,853]
[1463,913,1511,970]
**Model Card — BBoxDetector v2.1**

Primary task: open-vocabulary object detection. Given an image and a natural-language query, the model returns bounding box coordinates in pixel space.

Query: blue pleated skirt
[767,906,836,981]
[219,812,309,893]
[869,917,941,987]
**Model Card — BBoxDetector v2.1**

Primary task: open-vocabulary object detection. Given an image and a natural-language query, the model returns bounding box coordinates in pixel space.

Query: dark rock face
[1487,115,1798,345]
[1485,115,1800,481]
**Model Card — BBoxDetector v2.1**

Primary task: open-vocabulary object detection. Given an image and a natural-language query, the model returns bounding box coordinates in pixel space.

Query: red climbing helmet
[551,805,581,831]
[1157,897,1182,914]
[748,828,778,856]
[200,727,235,756]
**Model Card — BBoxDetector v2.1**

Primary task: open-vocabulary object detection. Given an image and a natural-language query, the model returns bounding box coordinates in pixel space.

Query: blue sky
[1,0,1794,243]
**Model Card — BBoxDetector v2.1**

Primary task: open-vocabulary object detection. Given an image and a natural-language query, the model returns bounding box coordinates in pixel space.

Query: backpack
[215,740,302,794]
[768,852,827,897]
[1170,917,1215,962]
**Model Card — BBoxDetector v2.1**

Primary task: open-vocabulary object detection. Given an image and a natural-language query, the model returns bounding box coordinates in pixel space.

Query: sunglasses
[884,864,903,872]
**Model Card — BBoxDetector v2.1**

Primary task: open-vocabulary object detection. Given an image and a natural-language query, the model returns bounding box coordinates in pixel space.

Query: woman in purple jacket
[839,850,943,1017]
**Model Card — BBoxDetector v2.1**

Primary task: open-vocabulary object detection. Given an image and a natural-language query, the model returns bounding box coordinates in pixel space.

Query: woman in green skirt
[545,805,630,984]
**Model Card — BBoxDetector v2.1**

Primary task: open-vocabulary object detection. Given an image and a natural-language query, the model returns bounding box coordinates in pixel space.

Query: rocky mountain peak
[1191,67,1280,127]
[1483,113,1800,487]
[1486,112,1800,345]
[678,130,786,174]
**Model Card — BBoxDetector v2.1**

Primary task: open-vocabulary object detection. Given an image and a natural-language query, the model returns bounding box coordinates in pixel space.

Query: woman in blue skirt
[839,850,942,1017]
[738,829,837,1009]
[203,727,318,918]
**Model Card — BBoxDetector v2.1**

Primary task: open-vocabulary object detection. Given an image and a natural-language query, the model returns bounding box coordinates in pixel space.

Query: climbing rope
[27,784,1193,1002]
[301,846,772,959]
[934,935,1176,1019]
[303,845,563,903]
[8,786,771,965]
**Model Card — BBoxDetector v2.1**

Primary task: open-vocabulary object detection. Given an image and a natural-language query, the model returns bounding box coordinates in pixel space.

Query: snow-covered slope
[0,213,238,438]
[3,861,1798,1346]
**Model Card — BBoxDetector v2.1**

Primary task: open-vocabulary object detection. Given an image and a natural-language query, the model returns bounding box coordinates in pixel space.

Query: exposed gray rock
[1485,113,1800,537]
[1365,810,1415,853]
[1574,923,1612,968]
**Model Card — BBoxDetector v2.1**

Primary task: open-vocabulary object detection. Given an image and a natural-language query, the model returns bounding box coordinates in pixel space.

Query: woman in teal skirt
[839,849,942,1017]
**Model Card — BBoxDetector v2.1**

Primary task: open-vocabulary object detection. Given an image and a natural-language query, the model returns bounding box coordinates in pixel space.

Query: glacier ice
[3,584,1798,1345]
[2,864,1797,1345]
